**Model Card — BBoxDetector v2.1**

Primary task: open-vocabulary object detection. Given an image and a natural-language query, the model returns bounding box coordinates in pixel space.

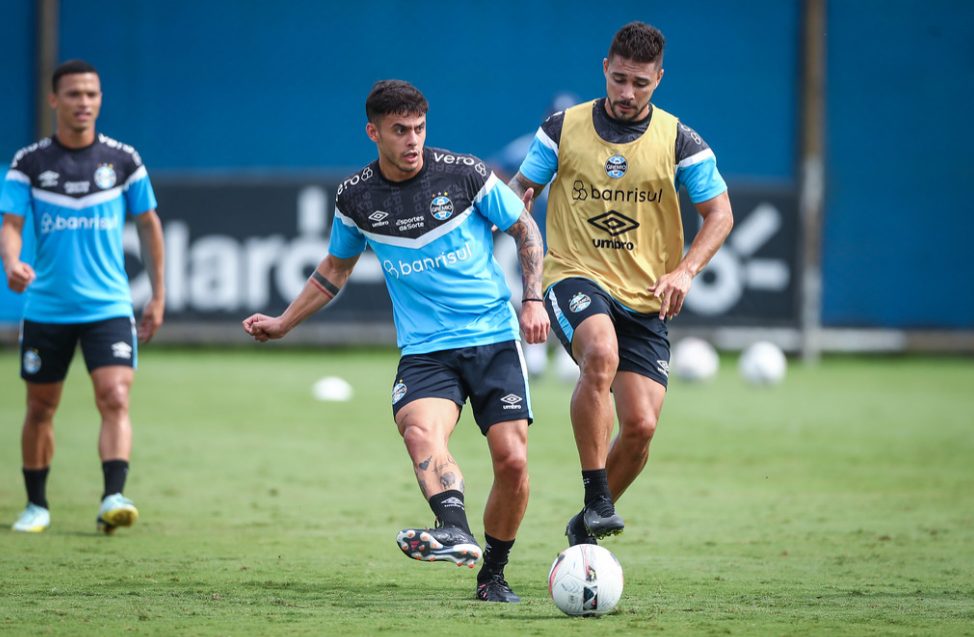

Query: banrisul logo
[40,213,119,234]
[430,192,454,221]
[605,154,628,179]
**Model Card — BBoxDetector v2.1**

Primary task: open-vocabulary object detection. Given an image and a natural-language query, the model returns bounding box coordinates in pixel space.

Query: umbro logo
[500,394,523,410]
[369,210,389,223]
[587,210,639,237]
[441,497,464,509]
[38,171,59,187]
[657,360,670,376]
[111,341,133,359]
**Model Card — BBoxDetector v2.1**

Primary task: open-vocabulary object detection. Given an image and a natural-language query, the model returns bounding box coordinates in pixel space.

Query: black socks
[582,468,611,506]
[102,459,129,500]
[23,467,50,509]
[429,489,471,534]
[479,533,515,582]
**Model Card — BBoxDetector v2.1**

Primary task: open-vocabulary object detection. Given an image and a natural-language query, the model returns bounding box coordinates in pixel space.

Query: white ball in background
[739,341,787,385]
[311,376,354,401]
[671,337,719,382]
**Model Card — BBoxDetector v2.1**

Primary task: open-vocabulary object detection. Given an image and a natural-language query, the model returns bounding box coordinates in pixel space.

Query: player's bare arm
[507,173,545,214]
[134,210,166,343]
[504,208,550,344]
[0,214,36,292]
[649,191,733,319]
[242,253,359,342]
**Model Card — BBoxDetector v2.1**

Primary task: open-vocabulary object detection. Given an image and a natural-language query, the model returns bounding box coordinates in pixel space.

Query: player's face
[367,113,427,181]
[602,55,663,121]
[49,73,102,134]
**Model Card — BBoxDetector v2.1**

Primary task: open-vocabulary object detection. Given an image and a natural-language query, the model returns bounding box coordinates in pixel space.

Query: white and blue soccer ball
[548,544,624,616]
[739,341,787,385]
[672,336,719,382]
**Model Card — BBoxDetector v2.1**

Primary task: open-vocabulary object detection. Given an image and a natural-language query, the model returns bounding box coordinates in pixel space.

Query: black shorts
[546,277,670,388]
[19,316,137,383]
[391,340,533,435]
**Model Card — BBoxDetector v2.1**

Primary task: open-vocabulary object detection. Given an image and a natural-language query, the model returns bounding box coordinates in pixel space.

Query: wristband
[523,298,544,303]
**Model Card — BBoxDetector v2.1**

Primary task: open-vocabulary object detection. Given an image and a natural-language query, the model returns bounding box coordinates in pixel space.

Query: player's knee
[25,395,58,425]
[400,421,437,455]
[95,383,130,415]
[620,412,657,446]
[493,447,528,485]
[578,344,618,384]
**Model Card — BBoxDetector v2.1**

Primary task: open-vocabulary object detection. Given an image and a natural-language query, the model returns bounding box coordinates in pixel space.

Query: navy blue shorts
[391,340,533,435]
[19,316,137,383]
[546,277,670,388]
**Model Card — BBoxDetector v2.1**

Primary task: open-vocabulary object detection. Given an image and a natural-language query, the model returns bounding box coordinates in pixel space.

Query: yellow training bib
[544,101,683,313]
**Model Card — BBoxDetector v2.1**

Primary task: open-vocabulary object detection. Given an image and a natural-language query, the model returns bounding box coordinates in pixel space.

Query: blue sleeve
[675,154,728,204]
[517,132,559,186]
[328,208,367,258]
[0,171,32,216]
[475,174,524,231]
[125,172,158,215]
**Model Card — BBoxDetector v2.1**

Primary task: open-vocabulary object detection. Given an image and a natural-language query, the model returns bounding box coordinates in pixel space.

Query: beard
[608,98,647,122]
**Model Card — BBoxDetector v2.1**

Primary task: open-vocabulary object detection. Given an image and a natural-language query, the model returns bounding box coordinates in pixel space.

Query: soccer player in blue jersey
[1,60,165,534]
[507,22,734,545]
[243,80,548,602]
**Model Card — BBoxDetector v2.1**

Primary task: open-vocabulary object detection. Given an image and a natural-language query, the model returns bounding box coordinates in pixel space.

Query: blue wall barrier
[2,1,972,329]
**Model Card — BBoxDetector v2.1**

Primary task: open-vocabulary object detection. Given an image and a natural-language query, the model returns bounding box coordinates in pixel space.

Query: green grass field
[1,347,972,636]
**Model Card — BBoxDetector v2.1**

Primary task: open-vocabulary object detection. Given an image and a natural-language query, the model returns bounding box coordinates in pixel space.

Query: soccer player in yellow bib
[508,22,734,545]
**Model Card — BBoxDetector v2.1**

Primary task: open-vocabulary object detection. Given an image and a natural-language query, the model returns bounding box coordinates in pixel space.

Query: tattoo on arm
[506,173,535,199]
[310,270,341,298]
[505,211,545,299]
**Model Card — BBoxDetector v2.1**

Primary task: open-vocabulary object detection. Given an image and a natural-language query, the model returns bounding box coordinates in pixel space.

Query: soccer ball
[311,376,353,401]
[548,544,624,616]
[739,341,787,385]
[671,336,719,382]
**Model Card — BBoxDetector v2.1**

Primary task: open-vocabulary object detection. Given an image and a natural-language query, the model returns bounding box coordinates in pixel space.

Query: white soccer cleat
[12,503,51,533]
[97,493,139,535]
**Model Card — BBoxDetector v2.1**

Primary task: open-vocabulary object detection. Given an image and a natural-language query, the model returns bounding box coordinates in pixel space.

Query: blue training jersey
[519,99,727,204]
[330,147,522,355]
[0,134,157,322]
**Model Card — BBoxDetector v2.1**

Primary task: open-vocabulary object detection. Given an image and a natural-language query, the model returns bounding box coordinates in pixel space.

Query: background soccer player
[1,60,166,534]
[507,22,734,544]
[242,80,548,602]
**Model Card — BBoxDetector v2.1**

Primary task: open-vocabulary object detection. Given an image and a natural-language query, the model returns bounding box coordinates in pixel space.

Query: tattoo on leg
[440,472,458,490]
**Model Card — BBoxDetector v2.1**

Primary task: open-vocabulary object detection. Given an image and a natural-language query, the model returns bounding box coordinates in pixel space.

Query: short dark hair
[52,59,98,92]
[608,22,665,65]
[365,80,429,123]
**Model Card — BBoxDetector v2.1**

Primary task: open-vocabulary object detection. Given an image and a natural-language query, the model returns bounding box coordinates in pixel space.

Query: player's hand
[520,187,535,214]
[4,260,35,293]
[519,299,550,345]
[242,313,289,342]
[138,296,165,343]
[648,267,693,320]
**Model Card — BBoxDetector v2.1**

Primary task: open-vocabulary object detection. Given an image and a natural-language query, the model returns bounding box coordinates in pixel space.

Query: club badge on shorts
[392,381,407,404]
[23,349,41,375]
[569,293,591,313]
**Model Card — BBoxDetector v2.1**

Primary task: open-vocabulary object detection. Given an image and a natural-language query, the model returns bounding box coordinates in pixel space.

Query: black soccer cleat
[582,496,625,539]
[396,525,482,568]
[476,572,521,603]
[565,510,598,547]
